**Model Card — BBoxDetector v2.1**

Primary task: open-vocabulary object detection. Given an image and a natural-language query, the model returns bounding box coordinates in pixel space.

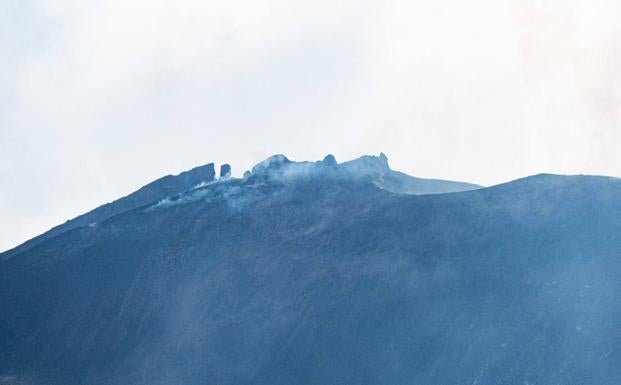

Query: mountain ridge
[1,163,218,260]
[1,154,480,259]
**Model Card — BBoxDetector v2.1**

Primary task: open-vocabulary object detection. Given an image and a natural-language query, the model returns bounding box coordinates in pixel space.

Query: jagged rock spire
[220,164,231,179]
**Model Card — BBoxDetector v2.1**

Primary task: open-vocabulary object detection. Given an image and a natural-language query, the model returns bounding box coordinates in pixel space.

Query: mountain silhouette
[2,154,620,385]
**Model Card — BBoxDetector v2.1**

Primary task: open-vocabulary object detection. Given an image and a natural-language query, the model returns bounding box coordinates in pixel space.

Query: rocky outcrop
[250,154,291,174]
[321,154,337,166]
[219,164,231,179]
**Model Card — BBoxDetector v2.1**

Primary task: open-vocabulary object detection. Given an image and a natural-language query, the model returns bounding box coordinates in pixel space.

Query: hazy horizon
[2,0,620,251]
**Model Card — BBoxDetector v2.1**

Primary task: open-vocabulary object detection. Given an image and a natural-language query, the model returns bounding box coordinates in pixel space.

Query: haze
[1,0,620,251]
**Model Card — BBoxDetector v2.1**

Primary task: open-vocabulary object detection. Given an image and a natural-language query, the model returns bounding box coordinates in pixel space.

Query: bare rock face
[251,154,291,174]
[220,164,231,179]
[321,154,337,166]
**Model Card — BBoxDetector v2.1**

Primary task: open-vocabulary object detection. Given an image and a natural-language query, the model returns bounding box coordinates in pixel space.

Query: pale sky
[1,0,620,251]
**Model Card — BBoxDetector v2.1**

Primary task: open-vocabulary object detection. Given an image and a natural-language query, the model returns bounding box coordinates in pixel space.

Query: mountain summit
[1,154,479,260]
[2,155,621,385]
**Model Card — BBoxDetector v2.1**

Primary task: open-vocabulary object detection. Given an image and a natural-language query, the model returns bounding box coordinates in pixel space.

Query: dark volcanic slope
[2,155,621,385]
[1,163,216,261]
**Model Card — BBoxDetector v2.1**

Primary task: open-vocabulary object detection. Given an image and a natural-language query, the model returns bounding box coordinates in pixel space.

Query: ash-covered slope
[1,163,217,261]
[2,155,621,385]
